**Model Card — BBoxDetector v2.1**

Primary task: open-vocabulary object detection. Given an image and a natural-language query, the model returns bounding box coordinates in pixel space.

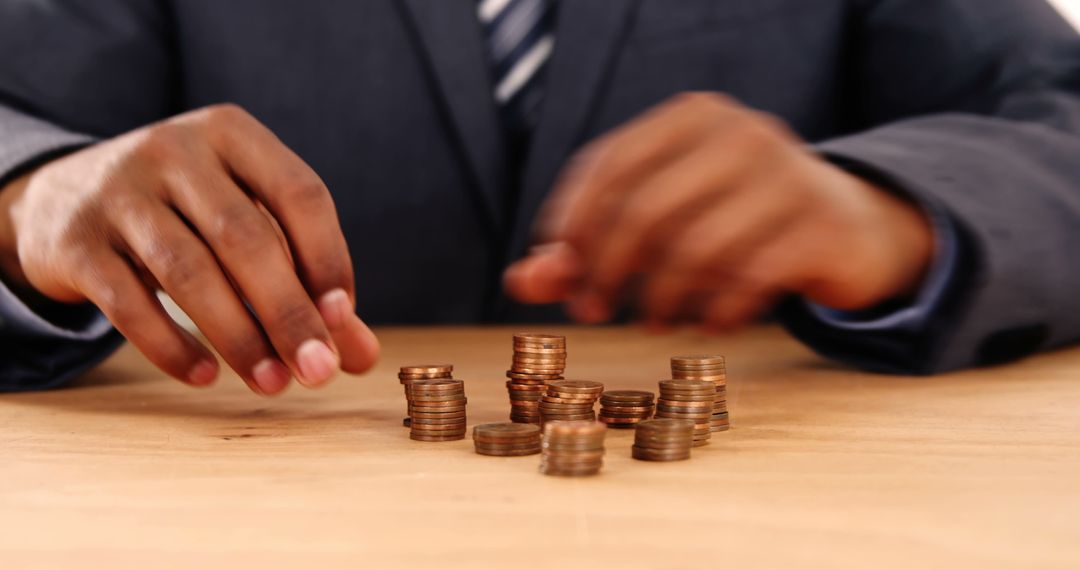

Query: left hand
[504,92,935,330]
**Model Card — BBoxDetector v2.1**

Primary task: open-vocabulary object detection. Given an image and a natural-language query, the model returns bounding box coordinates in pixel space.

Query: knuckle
[130,128,182,166]
[100,289,138,330]
[150,244,206,294]
[278,176,330,210]
[203,102,251,125]
[672,91,727,112]
[618,200,655,233]
[272,301,319,339]
[210,205,274,252]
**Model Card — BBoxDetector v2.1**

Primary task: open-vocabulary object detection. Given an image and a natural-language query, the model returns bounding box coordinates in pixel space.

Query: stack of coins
[598,390,656,428]
[409,379,467,442]
[539,380,604,425]
[399,364,454,428]
[671,355,729,432]
[539,420,606,477]
[654,379,714,447]
[472,423,542,456]
[506,334,567,424]
[631,419,695,461]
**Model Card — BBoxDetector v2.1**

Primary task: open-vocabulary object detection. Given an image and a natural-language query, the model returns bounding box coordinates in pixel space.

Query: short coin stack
[506,334,567,424]
[671,355,729,432]
[409,378,467,442]
[631,419,695,461]
[598,390,656,428]
[654,379,715,447]
[539,380,604,425]
[399,364,454,428]
[472,423,542,456]
[539,420,606,477]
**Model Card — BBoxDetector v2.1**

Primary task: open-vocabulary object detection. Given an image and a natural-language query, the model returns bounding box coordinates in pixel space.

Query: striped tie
[477,0,556,138]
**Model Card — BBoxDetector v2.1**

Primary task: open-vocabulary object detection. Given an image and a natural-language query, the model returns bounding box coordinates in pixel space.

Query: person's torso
[167,0,853,323]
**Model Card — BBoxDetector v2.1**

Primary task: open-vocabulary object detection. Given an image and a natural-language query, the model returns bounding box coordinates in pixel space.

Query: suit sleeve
[780,0,1080,374]
[0,0,176,388]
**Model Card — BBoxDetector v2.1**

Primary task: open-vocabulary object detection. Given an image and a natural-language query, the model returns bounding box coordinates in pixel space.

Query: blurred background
[1053,0,1080,27]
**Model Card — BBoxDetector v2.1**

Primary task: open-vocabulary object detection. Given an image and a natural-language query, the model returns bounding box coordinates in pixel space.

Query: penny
[410,433,466,442]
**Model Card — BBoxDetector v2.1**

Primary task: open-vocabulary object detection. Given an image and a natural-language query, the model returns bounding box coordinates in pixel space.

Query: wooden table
[2,325,1079,569]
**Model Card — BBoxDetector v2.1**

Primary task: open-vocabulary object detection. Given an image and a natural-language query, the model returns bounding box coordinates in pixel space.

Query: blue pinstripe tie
[477,0,556,138]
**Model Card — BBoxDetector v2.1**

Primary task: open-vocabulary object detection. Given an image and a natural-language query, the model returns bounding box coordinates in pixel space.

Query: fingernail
[296,339,339,387]
[187,360,218,386]
[318,288,352,330]
[253,358,292,394]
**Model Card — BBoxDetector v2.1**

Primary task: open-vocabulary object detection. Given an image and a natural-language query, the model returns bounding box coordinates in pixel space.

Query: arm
[0,0,171,389]
[0,1,379,391]
[1,172,125,391]
[504,0,1080,374]
[783,0,1080,372]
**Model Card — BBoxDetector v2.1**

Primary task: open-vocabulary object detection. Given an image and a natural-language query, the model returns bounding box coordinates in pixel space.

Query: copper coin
[475,447,542,457]
[506,381,548,390]
[659,379,714,389]
[410,433,466,442]
[409,409,467,417]
[410,404,467,413]
[506,372,563,380]
[409,377,463,388]
[670,355,725,365]
[631,447,691,461]
[474,423,540,437]
[411,418,468,426]
[400,364,453,373]
[548,380,604,393]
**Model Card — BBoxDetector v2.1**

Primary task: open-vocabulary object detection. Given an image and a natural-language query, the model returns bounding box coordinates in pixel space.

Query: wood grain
[1,325,1079,569]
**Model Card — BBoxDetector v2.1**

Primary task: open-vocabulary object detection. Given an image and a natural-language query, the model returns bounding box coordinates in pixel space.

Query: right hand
[0,104,380,394]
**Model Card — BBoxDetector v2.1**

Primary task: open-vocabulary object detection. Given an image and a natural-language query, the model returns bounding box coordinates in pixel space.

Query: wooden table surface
[2,325,1079,569]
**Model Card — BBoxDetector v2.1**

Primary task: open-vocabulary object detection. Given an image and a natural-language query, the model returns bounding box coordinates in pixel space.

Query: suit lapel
[509,0,641,260]
[399,0,507,231]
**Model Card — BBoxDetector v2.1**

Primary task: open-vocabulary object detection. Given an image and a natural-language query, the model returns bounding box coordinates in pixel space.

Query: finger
[581,138,766,310]
[638,171,804,321]
[160,149,340,388]
[699,280,779,333]
[202,105,355,302]
[698,226,821,331]
[503,242,585,304]
[112,197,292,395]
[539,93,742,245]
[201,105,380,377]
[76,248,219,386]
[317,288,381,374]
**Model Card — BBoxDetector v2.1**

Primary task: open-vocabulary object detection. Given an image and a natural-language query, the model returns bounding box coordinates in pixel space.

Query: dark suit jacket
[2,0,1080,385]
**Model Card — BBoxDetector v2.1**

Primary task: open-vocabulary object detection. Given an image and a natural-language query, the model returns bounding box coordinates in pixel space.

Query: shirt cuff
[0,275,113,341]
[804,200,960,333]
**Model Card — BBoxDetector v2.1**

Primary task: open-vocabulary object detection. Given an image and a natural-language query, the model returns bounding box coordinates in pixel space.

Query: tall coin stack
[539,420,606,477]
[655,379,715,447]
[409,379,467,442]
[670,355,729,432]
[631,419,695,461]
[473,423,542,457]
[539,380,604,425]
[399,364,454,427]
[506,334,567,424]
[598,390,656,428]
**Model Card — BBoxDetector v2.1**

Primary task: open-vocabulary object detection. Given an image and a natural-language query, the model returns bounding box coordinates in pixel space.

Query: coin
[410,433,466,442]
[539,420,606,477]
[548,380,604,394]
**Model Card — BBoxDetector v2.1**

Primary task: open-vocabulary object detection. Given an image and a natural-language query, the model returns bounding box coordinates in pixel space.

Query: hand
[0,104,380,393]
[504,93,934,330]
